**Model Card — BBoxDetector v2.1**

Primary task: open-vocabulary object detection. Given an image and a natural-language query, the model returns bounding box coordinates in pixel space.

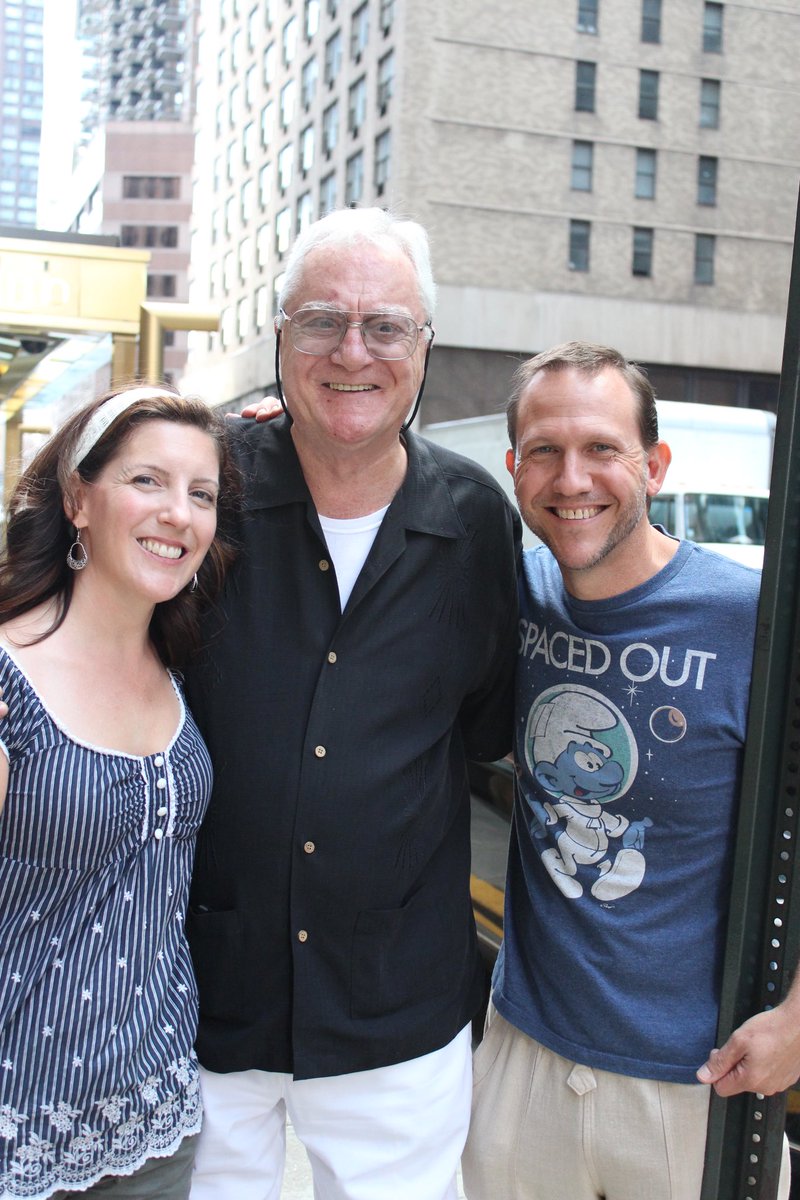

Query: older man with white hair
[184,208,520,1200]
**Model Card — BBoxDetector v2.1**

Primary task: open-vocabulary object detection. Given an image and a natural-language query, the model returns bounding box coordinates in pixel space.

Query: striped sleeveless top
[0,646,211,1199]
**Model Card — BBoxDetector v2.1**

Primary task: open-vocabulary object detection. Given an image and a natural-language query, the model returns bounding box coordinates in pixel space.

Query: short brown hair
[506,341,659,451]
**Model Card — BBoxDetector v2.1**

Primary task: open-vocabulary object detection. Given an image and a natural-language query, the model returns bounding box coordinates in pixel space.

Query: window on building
[243,121,256,165]
[324,30,342,86]
[257,221,270,267]
[247,6,258,50]
[146,273,177,298]
[327,0,338,15]
[323,99,339,154]
[263,41,276,87]
[700,77,721,127]
[224,195,235,237]
[245,64,256,109]
[226,140,235,182]
[255,284,269,330]
[697,155,718,205]
[570,140,593,191]
[297,190,314,233]
[220,306,234,351]
[632,226,653,276]
[641,0,661,42]
[278,143,294,192]
[122,175,179,199]
[348,76,367,134]
[371,58,391,120]
[264,0,276,28]
[695,233,715,284]
[319,171,337,216]
[703,2,723,52]
[237,296,249,342]
[638,69,659,119]
[351,3,369,61]
[239,235,252,282]
[345,150,364,205]
[121,225,179,248]
[259,162,271,208]
[224,249,236,294]
[304,0,320,40]
[231,28,242,72]
[276,205,292,254]
[380,0,394,34]
[375,130,391,193]
[301,56,318,108]
[635,147,656,198]
[577,0,598,34]
[569,219,590,271]
[575,61,596,112]
[283,15,298,65]
[261,100,275,148]
[301,124,315,173]
[241,178,254,223]
[280,78,296,129]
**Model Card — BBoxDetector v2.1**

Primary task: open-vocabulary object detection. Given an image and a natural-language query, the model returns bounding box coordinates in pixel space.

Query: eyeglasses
[278,306,433,361]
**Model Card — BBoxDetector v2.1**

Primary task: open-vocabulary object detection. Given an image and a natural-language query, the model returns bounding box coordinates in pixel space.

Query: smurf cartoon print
[522,684,651,902]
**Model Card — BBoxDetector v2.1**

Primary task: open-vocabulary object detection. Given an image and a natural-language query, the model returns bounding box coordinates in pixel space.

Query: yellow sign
[0,237,149,335]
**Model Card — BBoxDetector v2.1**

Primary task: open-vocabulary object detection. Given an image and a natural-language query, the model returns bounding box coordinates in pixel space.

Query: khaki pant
[462,1010,790,1200]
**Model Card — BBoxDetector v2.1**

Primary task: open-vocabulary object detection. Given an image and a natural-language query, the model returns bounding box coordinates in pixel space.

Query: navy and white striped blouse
[0,646,211,1199]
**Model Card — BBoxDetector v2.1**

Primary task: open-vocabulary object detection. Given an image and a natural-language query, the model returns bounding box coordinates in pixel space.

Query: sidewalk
[281,1122,466,1197]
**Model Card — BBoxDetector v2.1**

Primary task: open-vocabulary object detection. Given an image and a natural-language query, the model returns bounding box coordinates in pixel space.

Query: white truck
[422,399,776,566]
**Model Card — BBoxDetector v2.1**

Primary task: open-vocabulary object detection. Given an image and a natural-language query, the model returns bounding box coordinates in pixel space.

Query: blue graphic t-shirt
[492,539,761,1083]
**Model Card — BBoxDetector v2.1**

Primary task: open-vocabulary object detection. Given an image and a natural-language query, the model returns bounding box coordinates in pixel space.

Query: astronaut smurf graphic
[523,684,651,901]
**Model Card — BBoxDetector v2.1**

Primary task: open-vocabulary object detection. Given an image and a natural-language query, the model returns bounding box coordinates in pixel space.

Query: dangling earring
[67,529,88,571]
[189,573,198,592]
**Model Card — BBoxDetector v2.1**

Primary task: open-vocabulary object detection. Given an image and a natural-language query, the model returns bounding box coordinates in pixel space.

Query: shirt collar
[241,416,466,540]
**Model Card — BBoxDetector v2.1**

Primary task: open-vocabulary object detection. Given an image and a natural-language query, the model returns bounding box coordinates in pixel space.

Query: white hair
[277,207,437,319]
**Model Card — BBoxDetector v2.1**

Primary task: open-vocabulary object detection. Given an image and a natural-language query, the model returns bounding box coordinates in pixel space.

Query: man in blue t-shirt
[462,342,799,1200]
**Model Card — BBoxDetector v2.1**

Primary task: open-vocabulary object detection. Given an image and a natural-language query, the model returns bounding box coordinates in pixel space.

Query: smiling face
[70,419,220,608]
[507,366,671,598]
[278,237,429,455]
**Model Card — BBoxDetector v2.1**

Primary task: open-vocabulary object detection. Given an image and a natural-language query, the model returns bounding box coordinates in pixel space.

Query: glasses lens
[361,315,418,360]
[289,308,347,354]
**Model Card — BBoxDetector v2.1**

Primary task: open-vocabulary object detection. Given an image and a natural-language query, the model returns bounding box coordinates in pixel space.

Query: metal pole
[138,302,219,383]
[700,185,800,1199]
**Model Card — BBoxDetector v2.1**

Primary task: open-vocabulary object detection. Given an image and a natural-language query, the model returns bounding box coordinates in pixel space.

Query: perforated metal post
[700,188,800,1199]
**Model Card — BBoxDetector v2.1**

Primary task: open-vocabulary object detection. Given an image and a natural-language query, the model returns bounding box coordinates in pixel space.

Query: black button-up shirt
[186,416,520,1079]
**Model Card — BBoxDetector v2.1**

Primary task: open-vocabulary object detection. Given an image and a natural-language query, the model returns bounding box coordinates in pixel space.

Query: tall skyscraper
[182,0,800,420]
[53,0,199,382]
[0,0,44,228]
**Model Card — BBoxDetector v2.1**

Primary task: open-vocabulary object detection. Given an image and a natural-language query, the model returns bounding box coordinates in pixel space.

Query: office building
[182,0,800,420]
[0,0,44,229]
[53,0,198,381]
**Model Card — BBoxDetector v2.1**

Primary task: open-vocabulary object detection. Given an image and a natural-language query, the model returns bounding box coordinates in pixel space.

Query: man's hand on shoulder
[226,397,283,423]
[697,1001,800,1096]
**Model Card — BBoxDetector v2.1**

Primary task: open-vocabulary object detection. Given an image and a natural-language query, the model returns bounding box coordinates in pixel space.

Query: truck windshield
[654,493,770,546]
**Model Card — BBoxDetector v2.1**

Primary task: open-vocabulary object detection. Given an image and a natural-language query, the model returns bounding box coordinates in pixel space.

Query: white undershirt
[318,505,390,609]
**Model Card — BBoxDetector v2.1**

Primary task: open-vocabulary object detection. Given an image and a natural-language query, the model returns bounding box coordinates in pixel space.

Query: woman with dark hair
[0,384,239,1200]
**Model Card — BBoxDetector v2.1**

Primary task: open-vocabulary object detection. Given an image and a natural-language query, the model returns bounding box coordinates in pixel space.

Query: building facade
[0,0,44,229]
[182,0,800,421]
[48,0,198,382]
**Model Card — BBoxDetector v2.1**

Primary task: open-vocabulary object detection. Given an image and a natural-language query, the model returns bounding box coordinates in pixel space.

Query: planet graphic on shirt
[649,705,687,744]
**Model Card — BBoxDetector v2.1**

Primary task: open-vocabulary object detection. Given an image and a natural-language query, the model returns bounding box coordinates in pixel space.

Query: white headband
[69,387,173,473]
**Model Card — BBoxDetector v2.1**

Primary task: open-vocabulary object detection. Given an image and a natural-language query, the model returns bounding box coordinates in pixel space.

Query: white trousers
[190,1025,472,1200]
